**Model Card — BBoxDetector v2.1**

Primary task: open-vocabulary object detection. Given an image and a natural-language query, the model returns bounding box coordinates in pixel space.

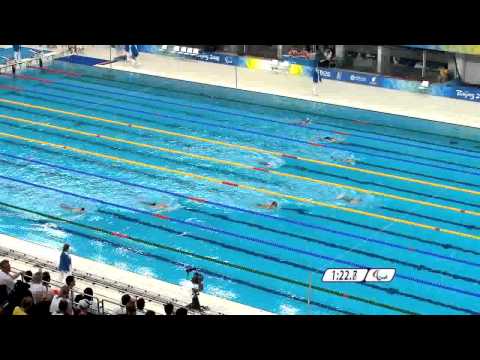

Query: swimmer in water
[322,136,339,143]
[60,204,86,214]
[259,161,274,168]
[257,201,279,210]
[336,194,361,205]
[331,154,355,165]
[141,201,169,210]
[297,118,312,127]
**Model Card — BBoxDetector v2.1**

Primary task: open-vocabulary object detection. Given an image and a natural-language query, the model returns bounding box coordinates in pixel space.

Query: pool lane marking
[1,112,479,217]
[3,172,480,303]
[1,98,480,195]
[15,84,480,176]
[0,131,480,243]
[26,65,81,77]
[0,201,412,314]
[0,85,22,92]
[2,144,479,259]
[2,151,478,270]
[38,75,480,159]
[98,209,476,315]
[0,72,54,84]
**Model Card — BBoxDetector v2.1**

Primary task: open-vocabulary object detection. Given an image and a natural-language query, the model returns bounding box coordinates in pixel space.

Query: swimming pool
[0,60,479,315]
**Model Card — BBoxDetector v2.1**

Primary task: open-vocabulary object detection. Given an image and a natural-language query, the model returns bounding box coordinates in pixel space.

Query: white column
[377,45,391,74]
[277,45,283,59]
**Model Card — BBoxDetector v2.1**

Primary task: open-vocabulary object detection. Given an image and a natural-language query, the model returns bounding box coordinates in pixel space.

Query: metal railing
[0,245,223,315]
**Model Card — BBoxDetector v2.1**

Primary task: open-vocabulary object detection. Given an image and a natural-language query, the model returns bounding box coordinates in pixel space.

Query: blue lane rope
[1,171,480,300]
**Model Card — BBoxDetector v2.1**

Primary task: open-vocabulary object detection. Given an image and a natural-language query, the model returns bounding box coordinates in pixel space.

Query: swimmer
[322,136,339,143]
[259,161,274,168]
[60,204,86,214]
[331,154,355,165]
[257,201,279,210]
[297,118,312,127]
[141,201,169,210]
[336,194,361,205]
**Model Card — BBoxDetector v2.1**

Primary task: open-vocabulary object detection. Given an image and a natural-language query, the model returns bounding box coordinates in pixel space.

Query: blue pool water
[0,61,480,314]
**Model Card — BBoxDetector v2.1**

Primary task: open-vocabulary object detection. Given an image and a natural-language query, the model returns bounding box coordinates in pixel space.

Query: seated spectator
[49,285,73,315]
[113,294,131,315]
[13,296,33,315]
[30,271,48,304]
[0,260,23,295]
[77,299,91,316]
[0,285,9,315]
[74,287,96,315]
[10,276,33,308]
[136,298,146,315]
[438,66,449,82]
[53,299,69,315]
[175,307,188,316]
[145,310,156,316]
[164,302,174,315]
[126,300,137,316]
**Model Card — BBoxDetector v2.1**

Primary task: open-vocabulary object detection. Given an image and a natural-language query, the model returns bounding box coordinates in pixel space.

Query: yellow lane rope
[1,113,479,217]
[0,130,479,242]
[1,98,479,196]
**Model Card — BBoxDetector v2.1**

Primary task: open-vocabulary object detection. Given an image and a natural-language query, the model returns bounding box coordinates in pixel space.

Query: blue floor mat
[56,55,107,66]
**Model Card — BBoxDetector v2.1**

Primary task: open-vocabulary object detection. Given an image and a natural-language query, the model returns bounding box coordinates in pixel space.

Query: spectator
[438,65,449,83]
[42,272,51,289]
[136,298,146,315]
[13,296,33,315]
[74,287,96,315]
[113,294,131,315]
[53,299,69,315]
[30,271,48,304]
[164,302,174,315]
[77,299,91,316]
[65,275,75,301]
[23,271,32,285]
[58,244,72,282]
[145,310,156,316]
[175,307,188,316]
[49,285,73,315]
[0,260,23,295]
[126,300,136,316]
[65,275,75,290]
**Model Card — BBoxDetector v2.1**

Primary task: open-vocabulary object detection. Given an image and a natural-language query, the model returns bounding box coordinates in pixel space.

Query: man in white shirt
[112,294,131,315]
[49,286,73,315]
[0,260,23,295]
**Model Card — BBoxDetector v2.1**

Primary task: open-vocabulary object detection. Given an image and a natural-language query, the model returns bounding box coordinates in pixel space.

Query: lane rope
[1,97,479,195]
[0,130,479,242]
[1,112,479,216]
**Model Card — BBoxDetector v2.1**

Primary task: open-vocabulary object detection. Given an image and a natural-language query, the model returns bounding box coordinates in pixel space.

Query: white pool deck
[1,44,479,315]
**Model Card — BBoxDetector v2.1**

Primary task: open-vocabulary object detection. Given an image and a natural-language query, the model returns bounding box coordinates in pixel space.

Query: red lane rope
[27,65,81,77]
[0,72,53,84]
[153,214,170,220]
[252,167,269,172]
[0,85,22,92]
[281,154,298,159]
[188,196,207,203]
[222,181,239,187]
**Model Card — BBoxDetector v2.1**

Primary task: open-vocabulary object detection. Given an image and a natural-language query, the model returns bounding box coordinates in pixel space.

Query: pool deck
[0,234,272,315]
[75,46,480,130]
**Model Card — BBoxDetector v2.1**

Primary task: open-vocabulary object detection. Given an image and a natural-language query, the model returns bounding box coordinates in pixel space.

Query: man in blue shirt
[12,45,21,62]
[58,244,72,282]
